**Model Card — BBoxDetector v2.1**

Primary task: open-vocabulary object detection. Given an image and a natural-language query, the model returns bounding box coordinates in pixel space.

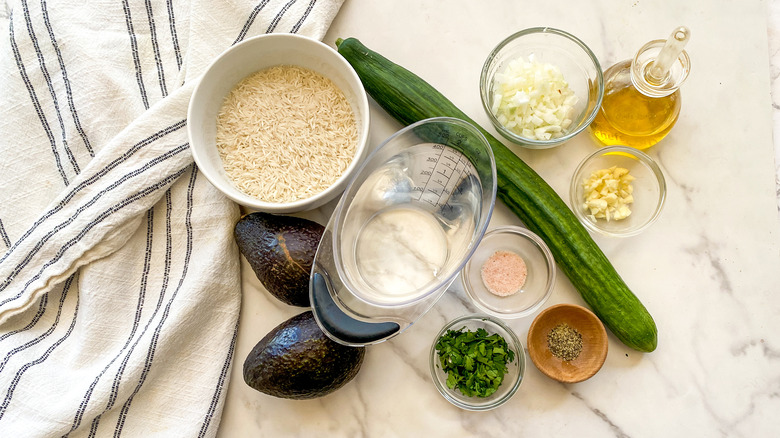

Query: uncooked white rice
[215,65,358,203]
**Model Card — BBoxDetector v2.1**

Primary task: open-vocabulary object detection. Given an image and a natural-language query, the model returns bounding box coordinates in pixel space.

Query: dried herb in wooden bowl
[547,323,583,361]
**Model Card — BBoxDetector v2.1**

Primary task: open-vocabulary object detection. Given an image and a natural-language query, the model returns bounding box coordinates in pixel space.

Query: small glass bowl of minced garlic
[461,226,556,319]
[570,145,667,237]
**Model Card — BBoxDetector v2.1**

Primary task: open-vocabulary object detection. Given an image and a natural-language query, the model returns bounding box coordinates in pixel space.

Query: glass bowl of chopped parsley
[429,315,525,410]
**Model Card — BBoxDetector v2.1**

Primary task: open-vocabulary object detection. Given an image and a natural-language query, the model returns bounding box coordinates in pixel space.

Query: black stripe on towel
[165,0,182,69]
[290,0,317,33]
[0,219,10,249]
[8,11,69,186]
[87,197,173,437]
[198,316,239,438]
[144,0,168,97]
[233,0,271,45]
[20,0,81,175]
[0,294,47,344]
[0,276,70,375]
[64,210,155,436]
[114,166,197,436]
[0,119,186,267]
[266,0,297,33]
[40,0,95,157]
[122,0,150,109]
[0,274,78,421]
[0,141,189,294]
[0,163,189,305]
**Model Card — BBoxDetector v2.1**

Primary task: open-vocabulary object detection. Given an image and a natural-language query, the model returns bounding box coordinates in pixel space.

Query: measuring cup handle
[311,272,400,346]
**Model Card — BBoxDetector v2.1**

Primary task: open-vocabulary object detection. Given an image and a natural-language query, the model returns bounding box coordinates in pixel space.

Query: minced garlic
[581,166,635,221]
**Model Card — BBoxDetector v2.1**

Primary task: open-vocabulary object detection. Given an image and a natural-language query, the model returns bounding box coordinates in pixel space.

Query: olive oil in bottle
[590,27,691,150]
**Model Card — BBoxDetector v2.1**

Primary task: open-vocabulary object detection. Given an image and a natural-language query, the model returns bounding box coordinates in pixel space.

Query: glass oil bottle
[590,26,691,149]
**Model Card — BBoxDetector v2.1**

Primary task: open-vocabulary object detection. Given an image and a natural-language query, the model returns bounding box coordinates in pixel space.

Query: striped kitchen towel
[0,0,344,436]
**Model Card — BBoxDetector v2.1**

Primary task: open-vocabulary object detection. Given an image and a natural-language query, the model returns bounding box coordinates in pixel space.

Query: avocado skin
[234,213,324,307]
[243,311,366,399]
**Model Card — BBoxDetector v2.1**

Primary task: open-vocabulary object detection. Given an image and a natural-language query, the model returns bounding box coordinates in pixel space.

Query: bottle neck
[630,40,690,98]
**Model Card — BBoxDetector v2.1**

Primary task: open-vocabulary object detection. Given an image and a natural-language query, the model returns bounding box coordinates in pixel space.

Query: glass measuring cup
[310,117,497,346]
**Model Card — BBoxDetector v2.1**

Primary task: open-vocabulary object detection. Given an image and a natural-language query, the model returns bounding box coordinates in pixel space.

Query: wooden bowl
[527,304,608,383]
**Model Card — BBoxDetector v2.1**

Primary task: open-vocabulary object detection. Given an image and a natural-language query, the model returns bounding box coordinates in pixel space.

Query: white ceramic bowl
[188,33,370,213]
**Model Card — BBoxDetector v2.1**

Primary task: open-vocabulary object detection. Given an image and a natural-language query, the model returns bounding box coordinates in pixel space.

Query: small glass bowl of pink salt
[461,226,556,319]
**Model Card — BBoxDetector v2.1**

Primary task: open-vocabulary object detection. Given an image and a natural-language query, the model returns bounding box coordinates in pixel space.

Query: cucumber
[336,37,657,352]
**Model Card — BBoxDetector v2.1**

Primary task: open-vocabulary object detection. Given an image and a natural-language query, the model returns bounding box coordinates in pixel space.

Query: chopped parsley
[434,326,515,398]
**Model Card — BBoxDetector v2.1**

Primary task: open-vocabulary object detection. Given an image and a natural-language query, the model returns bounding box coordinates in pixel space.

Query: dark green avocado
[234,213,324,307]
[243,310,366,399]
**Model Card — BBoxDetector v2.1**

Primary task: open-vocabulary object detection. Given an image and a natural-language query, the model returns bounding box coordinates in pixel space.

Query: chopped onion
[491,55,578,141]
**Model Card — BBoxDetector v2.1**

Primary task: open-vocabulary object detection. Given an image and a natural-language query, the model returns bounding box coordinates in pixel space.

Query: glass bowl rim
[479,26,605,149]
[461,226,557,319]
[569,145,667,237]
[429,314,525,411]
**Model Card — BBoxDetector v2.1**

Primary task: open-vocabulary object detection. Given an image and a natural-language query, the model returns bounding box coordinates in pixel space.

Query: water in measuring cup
[345,143,483,305]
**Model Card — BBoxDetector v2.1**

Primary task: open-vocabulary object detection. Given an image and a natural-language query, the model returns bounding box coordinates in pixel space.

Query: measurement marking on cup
[417,144,474,208]
[418,145,443,206]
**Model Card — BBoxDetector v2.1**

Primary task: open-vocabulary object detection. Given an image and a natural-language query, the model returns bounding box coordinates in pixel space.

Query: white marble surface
[770,0,780,208]
[217,0,780,436]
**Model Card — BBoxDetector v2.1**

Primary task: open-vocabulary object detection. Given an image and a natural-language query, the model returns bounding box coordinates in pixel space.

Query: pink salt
[480,250,527,297]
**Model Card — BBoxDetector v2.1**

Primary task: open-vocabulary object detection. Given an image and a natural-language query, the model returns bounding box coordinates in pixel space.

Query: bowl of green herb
[430,314,525,410]
[526,303,608,383]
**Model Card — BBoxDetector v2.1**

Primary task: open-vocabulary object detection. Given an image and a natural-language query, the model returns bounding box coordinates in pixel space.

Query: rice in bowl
[215,64,358,204]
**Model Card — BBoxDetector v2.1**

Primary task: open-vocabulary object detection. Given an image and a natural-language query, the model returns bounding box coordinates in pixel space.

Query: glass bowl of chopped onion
[429,314,525,411]
[480,27,604,149]
[461,226,556,319]
[570,145,667,237]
